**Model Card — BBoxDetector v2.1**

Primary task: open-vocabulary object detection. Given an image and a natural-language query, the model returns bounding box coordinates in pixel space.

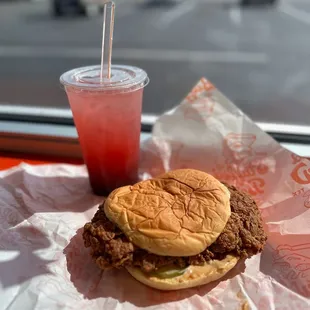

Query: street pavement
[1,0,310,125]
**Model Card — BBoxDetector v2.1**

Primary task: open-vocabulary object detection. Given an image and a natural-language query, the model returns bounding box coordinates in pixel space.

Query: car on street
[51,0,103,17]
[51,0,278,17]
[240,0,277,5]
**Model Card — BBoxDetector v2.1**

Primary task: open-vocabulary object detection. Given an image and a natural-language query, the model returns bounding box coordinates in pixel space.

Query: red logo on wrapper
[185,78,215,103]
[210,132,270,200]
[292,188,310,209]
[183,97,216,122]
[290,159,310,208]
[291,161,310,185]
[272,244,310,297]
[303,190,310,208]
[201,79,215,92]
[212,161,267,198]
[292,153,303,165]
[225,133,256,161]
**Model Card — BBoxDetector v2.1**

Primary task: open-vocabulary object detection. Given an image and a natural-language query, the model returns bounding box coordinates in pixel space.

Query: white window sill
[0,104,309,158]
[0,120,309,159]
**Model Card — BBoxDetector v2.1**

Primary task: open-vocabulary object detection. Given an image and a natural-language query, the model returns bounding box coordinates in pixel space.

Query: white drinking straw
[100,1,115,81]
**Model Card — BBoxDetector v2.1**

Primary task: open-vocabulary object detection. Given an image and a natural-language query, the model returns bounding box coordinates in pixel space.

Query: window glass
[0,0,309,126]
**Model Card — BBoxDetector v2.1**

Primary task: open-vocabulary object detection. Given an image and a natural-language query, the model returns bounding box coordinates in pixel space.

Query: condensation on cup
[60,65,149,196]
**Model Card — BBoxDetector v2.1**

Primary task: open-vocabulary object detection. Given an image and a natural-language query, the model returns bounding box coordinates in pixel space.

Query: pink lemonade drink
[60,65,149,195]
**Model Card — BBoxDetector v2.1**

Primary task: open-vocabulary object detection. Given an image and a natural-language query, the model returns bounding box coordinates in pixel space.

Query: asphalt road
[1,0,310,125]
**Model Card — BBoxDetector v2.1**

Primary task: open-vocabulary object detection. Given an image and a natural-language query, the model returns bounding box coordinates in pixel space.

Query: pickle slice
[148,265,188,279]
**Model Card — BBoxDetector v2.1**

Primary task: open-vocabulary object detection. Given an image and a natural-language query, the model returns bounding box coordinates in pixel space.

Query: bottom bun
[126,255,238,291]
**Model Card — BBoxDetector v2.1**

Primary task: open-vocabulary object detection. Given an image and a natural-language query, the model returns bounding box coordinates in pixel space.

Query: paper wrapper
[1,79,310,310]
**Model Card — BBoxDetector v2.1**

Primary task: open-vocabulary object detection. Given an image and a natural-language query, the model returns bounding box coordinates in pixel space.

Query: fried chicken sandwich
[83,169,267,290]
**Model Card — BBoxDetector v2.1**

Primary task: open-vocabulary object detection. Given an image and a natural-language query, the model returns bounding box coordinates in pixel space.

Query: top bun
[104,169,231,257]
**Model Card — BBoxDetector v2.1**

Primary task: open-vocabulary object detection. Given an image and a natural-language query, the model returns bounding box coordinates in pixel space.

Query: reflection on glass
[0,0,309,128]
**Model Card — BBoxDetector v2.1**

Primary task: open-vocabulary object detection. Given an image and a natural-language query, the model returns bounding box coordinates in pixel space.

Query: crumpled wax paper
[1,79,310,310]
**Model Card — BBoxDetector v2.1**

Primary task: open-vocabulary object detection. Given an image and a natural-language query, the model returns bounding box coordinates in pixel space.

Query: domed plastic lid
[60,65,149,93]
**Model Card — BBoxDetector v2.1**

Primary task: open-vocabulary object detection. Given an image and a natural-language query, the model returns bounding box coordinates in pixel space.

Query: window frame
[0,106,309,158]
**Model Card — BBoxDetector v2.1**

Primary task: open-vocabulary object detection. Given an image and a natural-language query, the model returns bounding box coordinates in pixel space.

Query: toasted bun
[104,169,231,256]
[126,255,238,291]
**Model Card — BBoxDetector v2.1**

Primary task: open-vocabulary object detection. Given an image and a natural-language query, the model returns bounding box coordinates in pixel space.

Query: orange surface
[0,152,84,170]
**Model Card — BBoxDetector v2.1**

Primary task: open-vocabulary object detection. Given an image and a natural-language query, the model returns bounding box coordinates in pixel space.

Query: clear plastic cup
[60,65,149,196]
